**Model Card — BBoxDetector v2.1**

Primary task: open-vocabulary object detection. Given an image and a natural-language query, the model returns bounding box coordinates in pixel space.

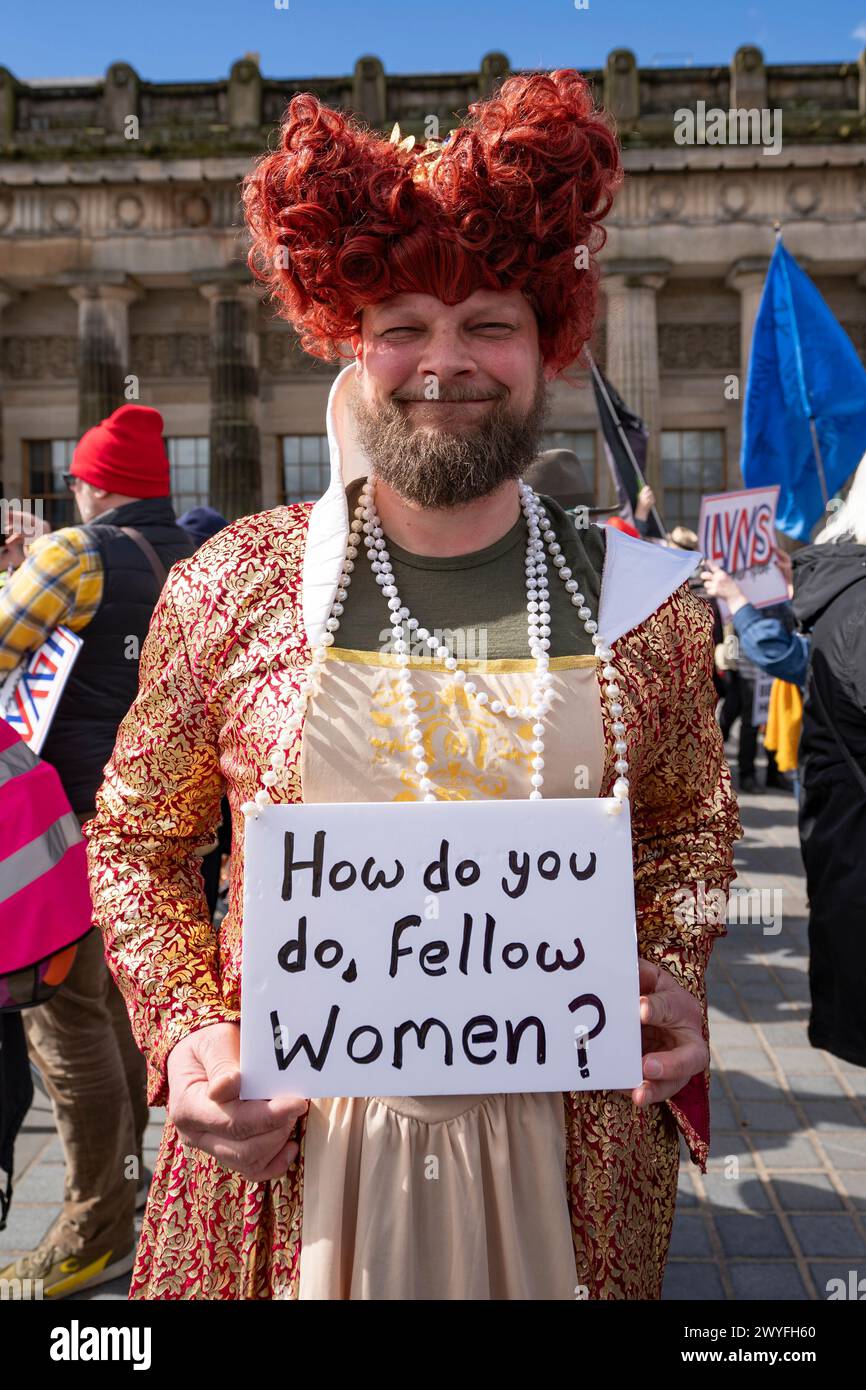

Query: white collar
[301,365,700,651]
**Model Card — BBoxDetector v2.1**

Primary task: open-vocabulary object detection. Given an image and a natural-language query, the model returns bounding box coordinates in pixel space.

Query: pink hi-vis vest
[0,717,93,1009]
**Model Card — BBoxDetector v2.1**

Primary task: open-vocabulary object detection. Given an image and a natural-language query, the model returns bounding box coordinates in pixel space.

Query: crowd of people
[595,473,866,1074]
[0,65,862,1303]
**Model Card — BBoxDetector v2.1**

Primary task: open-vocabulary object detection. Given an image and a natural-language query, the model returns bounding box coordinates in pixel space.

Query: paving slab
[788,1215,866,1258]
[728,1262,811,1300]
[770,1175,846,1212]
[714,1212,794,1259]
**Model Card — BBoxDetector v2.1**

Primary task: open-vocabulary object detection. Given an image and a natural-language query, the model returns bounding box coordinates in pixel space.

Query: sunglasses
[62,472,80,490]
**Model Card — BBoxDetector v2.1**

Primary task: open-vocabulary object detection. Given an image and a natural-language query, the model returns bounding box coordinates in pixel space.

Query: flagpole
[772,223,830,512]
[808,418,830,509]
[586,348,668,537]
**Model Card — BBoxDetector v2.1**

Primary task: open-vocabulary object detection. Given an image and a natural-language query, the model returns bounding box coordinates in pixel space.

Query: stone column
[604,50,640,125]
[722,258,772,497]
[730,45,767,111]
[0,281,15,496]
[102,62,140,141]
[353,56,386,127]
[479,52,509,99]
[196,272,261,520]
[228,56,262,129]
[67,276,139,435]
[601,259,670,496]
[726,257,771,391]
[0,67,18,143]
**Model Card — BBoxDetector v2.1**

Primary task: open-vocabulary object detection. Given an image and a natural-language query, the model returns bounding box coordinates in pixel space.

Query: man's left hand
[631,958,708,1108]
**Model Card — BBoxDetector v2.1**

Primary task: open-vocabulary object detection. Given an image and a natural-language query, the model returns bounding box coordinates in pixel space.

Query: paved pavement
[3,763,865,1301]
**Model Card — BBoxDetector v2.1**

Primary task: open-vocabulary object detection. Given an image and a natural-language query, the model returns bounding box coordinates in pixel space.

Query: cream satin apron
[297,645,605,1300]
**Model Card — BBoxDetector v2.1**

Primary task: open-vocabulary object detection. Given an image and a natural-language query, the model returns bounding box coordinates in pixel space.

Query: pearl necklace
[243,480,630,818]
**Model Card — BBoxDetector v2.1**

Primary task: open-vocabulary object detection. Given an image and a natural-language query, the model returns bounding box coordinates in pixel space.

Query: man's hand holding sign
[167,1023,307,1182]
[633,960,708,1107]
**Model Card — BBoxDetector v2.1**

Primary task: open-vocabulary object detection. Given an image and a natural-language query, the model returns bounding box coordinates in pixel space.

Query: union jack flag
[0,625,82,753]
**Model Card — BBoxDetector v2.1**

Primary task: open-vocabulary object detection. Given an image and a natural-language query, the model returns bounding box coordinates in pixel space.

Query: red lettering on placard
[751,503,773,565]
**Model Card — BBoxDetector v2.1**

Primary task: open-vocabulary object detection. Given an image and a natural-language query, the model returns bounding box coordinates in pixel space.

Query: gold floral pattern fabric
[300,648,605,803]
[84,504,742,1300]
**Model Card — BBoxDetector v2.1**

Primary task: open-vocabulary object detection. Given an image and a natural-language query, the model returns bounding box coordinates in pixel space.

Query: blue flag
[741,241,866,540]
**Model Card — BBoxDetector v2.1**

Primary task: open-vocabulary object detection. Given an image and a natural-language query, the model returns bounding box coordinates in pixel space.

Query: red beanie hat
[72,404,170,498]
[606,516,641,539]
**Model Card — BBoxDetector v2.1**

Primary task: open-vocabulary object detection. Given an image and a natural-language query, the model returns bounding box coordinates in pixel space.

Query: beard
[351,366,549,510]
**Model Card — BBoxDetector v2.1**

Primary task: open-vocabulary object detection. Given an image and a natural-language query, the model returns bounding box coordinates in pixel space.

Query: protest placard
[240,798,643,1099]
[698,485,789,616]
[0,625,82,752]
[752,671,775,726]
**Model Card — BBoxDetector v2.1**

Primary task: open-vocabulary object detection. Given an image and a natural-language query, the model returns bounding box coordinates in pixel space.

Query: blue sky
[3,0,866,82]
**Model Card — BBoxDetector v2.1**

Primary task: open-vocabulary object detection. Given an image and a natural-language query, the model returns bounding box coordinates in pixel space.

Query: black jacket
[39,498,196,814]
[792,540,866,1066]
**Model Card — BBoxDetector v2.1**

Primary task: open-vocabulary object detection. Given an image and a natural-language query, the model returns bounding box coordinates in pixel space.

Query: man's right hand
[167,1022,308,1182]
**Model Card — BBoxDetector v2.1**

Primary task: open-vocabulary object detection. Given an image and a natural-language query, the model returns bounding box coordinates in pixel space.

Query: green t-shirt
[335,477,606,662]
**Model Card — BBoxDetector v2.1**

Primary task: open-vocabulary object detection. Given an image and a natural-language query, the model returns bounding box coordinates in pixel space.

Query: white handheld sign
[241,798,643,1099]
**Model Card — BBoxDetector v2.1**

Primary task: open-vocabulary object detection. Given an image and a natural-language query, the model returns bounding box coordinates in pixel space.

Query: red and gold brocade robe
[84,515,742,1300]
[84,366,741,1300]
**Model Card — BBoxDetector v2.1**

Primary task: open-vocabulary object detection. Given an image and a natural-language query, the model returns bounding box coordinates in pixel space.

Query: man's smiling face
[352,286,550,426]
[349,288,553,509]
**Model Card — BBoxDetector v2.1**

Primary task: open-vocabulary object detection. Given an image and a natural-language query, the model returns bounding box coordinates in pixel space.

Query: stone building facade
[1,47,865,530]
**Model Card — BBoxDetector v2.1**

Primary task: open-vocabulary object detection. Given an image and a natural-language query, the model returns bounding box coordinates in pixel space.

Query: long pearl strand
[242,480,630,817]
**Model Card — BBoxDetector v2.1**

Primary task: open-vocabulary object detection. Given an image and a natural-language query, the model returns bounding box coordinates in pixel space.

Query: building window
[540,429,597,496]
[282,435,330,502]
[166,437,210,515]
[23,439,77,528]
[660,430,725,530]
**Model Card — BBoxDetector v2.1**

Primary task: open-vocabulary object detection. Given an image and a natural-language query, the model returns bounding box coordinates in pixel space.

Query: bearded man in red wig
[85,70,741,1300]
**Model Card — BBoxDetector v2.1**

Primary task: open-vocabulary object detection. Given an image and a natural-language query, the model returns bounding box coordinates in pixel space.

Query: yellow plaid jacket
[0,528,103,673]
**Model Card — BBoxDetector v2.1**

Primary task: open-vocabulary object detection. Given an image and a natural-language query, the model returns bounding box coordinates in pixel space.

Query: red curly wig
[243,69,622,376]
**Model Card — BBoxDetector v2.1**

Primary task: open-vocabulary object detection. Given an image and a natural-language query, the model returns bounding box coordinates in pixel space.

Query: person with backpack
[0,718,93,1237]
[0,403,196,1296]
